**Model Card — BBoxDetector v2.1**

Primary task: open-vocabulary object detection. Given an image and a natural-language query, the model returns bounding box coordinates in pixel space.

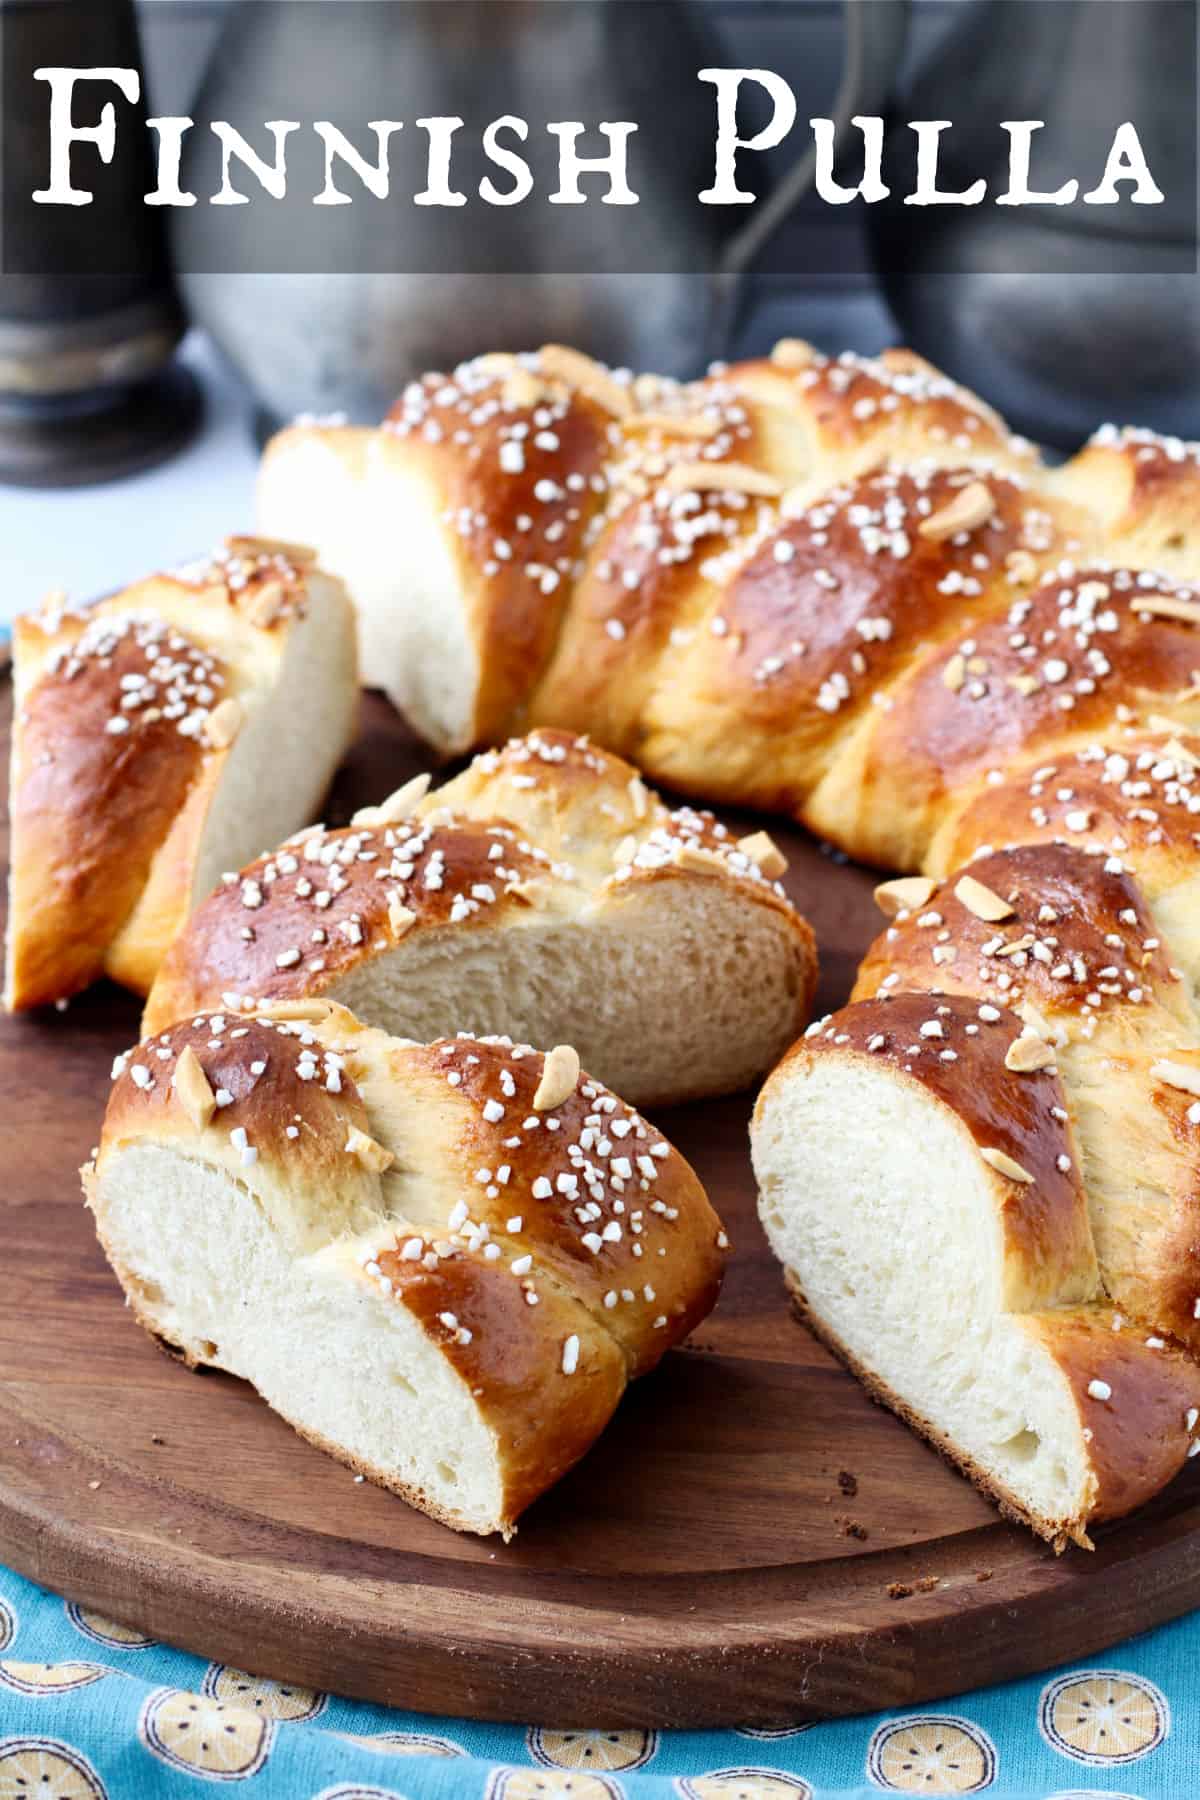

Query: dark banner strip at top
[3,0,1196,277]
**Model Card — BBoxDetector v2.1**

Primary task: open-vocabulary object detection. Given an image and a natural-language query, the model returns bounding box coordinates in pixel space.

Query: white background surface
[0,336,258,625]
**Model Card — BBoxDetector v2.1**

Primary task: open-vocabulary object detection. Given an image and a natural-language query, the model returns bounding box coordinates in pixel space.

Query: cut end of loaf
[752,1012,1200,1547]
[4,544,358,1011]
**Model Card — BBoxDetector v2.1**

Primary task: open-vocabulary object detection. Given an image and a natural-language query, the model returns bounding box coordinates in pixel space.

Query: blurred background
[1,0,1196,614]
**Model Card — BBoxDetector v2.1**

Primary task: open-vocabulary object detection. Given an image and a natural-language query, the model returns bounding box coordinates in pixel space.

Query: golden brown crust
[854,843,1185,1032]
[1054,426,1200,574]
[527,372,801,749]
[259,344,1200,908]
[338,1229,629,1533]
[101,1012,382,1249]
[6,611,217,1009]
[5,540,352,1013]
[935,733,1200,891]
[382,361,614,742]
[633,468,1087,813]
[395,1035,726,1377]
[864,566,1200,855]
[143,815,556,1033]
[790,994,1093,1310]
[728,346,1041,482]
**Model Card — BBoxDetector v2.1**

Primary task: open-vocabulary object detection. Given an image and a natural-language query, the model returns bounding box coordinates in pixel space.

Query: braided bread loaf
[143,728,816,1107]
[258,342,1200,921]
[752,840,1200,1547]
[85,998,727,1537]
[4,538,358,1011]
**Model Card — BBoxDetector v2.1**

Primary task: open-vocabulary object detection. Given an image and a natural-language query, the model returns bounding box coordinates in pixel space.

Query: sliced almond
[628,776,649,820]
[252,998,334,1022]
[918,481,996,542]
[246,581,290,629]
[387,894,417,939]
[533,1044,580,1112]
[980,1145,1035,1183]
[874,876,937,919]
[737,830,787,879]
[501,368,550,410]
[770,338,816,371]
[202,697,244,750]
[942,653,967,694]
[352,773,432,828]
[227,533,316,564]
[172,1046,216,1129]
[955,875,1015,922]
[1135,595,1200,626]
[673,842,726,876]
[1005,1034,1056,1073]
[506,877,548,907]
[662,461,782,498]
[345,1126,395,1173]
[625,411,720,440]
[995,934,1036,958]
[539,345,633,418]
[1008,673,1042,698]
[1152,1058,1200,1098]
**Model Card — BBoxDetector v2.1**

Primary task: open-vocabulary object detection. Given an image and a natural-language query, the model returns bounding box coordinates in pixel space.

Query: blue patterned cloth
[0,1566,1191,1799]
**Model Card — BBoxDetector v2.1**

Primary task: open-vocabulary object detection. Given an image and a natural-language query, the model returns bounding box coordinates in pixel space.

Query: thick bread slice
[752,992,1200,1548]
[85,1000,728,1538]
[4,539,358,1010]
[143,730,817,1107]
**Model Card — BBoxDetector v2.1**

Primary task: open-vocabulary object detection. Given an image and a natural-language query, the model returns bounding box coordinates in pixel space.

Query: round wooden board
[5,683,1200,1730]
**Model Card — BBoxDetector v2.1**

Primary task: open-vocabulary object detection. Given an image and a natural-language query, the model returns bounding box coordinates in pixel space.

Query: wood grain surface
[4,682,1200,1729]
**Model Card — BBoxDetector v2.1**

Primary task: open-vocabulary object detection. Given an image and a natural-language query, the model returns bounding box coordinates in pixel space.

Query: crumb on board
[838,1470,858,1497]
[887,1575,939,1599]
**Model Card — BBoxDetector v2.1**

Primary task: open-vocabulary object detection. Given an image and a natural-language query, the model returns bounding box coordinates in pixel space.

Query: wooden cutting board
[4,682,1200,1731]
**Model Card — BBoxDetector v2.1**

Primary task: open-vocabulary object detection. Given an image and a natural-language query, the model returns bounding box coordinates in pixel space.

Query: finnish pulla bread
[258,341,1200,917]
[4,537,358,1011]
[85,999,728,1538]
[752,843,1200,1548]
[144,728,817,1106]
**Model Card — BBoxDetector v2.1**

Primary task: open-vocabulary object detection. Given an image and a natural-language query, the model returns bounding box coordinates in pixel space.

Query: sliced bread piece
[5,538,358,1010]
[85,999,729,1538]
[143,730,817,1107]
[751,991,1200,1548]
